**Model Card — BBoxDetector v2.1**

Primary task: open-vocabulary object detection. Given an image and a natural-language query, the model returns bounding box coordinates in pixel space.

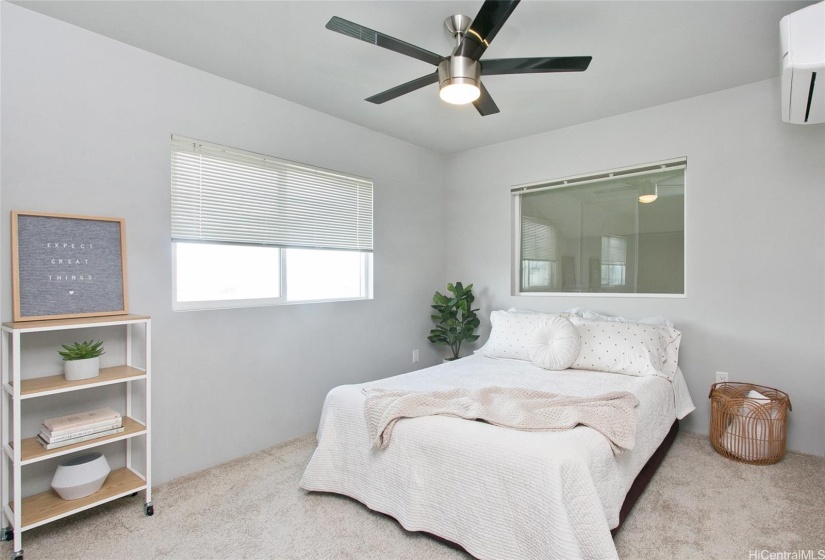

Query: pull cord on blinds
[171,136,374,252]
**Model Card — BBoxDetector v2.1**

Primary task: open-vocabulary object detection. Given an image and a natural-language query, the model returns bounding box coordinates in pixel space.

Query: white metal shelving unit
[0,314,152,560]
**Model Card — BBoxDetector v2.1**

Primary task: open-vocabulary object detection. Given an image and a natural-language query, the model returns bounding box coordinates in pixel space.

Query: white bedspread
[300,354,694,560]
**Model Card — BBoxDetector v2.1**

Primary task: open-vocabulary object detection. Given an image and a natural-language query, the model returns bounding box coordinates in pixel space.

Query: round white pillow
[528,316,581,370]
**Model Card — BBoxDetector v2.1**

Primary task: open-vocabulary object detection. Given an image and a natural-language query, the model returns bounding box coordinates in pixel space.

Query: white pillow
[580,310,674,329]
[508,307,582,315]
[481,310,567,361]
[569,317,681,379]
[721,390,780,461]
[528,316,581,370]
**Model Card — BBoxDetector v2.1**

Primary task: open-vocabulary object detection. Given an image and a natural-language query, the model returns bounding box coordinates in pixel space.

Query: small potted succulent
[59,340,105,381]
[428,282,480,361]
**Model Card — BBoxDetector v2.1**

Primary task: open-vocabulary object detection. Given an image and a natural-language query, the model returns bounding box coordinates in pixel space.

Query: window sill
[173,295,372,312]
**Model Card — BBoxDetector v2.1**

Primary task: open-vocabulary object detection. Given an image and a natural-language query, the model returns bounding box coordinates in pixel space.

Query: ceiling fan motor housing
[438,56,481,89]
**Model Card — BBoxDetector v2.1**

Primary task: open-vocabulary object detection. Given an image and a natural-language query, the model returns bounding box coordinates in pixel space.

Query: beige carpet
[3,431,823,560]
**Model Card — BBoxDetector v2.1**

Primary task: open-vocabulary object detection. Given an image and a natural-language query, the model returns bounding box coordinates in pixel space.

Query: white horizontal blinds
[601,235,627,264]
[521,217,557,261]
[171,136,373,251]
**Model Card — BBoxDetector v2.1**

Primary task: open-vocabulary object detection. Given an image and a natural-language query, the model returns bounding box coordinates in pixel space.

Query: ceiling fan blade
[482,56,592,75]
[365,72,440,104]
[456,0,520,60]
[326,16,445,67]
[473,82,500,116]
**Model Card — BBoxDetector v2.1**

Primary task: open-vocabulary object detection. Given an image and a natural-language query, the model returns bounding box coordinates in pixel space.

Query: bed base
[611,418,679,536]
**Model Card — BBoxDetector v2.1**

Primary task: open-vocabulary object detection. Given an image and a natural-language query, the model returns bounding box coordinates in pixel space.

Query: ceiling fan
[325,0,592,116]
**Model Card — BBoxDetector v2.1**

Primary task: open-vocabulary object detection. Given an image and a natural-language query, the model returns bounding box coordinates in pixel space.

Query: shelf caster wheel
[0,527,11,542]
[144,502,154,516]
[11,550,22,560]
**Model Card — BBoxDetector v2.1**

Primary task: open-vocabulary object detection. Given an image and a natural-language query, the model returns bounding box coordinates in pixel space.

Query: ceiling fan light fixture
[638,183,658,204]
[439,79,481,104]
[327,1,593,116]
[438,56,481,105]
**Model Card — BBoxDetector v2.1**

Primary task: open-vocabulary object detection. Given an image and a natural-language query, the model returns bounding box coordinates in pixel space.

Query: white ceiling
[14,0,812,154]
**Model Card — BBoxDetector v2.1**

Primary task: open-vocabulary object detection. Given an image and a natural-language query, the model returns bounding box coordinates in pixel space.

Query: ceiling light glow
[439,82,481,105]
[638,183,658,204]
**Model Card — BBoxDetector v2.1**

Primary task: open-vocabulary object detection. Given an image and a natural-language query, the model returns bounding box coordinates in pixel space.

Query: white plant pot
[64,357,100,381]
[51,452,111,500]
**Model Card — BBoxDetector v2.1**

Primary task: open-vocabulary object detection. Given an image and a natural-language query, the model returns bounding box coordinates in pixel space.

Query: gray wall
[1,3,447,485]
[444,79,825,456]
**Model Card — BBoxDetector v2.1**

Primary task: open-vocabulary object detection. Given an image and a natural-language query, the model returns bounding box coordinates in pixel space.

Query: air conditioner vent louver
[780,2,825,124]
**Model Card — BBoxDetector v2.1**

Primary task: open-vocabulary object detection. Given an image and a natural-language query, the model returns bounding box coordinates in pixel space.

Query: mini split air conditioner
[780,2,825,124]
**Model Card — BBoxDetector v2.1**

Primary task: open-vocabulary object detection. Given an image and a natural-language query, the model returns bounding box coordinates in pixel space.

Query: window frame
[520,215,558,292]
[600,235,628,288]
[172,243,374,311]
[281,248,374,305]
[511,158,687,298]
[170,136,374,311]
[172,242,287,311]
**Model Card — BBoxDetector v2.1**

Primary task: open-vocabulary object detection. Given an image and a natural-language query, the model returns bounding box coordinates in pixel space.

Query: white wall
[3,3,823,489]
[444,79,825,456]
[0,2,447,484]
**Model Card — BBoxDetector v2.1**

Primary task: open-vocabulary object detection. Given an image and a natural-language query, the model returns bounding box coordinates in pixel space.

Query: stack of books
[37,407,123,450]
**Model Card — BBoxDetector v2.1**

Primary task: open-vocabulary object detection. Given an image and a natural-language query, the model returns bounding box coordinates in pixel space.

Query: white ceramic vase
[64,357,100,381]
[51,452,111,500]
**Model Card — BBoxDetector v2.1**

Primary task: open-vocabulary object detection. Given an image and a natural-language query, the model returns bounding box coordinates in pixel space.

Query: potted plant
[59,340,105,381]
[428,282,480,361]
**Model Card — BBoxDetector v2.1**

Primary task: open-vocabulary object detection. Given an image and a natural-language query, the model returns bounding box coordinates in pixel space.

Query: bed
[300,313,695,560]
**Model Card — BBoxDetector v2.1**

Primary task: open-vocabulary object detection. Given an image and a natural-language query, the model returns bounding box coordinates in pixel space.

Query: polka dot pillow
[480,310,569,361]
[569,317,681,379]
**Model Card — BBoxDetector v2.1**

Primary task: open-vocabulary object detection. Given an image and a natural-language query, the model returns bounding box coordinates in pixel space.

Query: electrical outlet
[715,371,729,383]
[412,349,419,364]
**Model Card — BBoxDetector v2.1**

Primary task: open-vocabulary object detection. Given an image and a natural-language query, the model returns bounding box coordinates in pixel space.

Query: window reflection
[516,163,684,295]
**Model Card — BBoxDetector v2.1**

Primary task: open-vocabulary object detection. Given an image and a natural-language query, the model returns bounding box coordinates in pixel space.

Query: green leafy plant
[427,282,480,360]
[58,340,105,361]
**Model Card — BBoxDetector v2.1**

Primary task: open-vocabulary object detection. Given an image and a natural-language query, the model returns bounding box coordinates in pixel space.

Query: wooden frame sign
[11,211,129,322]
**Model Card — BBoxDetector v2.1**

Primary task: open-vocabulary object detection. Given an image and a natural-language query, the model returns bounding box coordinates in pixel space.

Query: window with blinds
[511,158,685,296]
[600,235,627,287]
[171,136,374,309]
[521,217,558,291]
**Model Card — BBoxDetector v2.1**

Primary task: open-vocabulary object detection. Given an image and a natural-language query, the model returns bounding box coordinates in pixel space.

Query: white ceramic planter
[64,357,100,381]
[51,452,111,500]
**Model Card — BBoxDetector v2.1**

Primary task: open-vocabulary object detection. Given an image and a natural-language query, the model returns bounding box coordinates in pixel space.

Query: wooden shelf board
[11,468,145,530]
[13,365,146,397]
[14,417,146,464]
[2,314,150,332]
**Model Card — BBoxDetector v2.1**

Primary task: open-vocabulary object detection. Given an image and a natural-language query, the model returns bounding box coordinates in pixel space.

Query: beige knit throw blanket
[364,386,639,455]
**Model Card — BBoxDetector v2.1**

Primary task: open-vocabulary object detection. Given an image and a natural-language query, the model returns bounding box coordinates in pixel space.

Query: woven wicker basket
[708,382,791,465]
